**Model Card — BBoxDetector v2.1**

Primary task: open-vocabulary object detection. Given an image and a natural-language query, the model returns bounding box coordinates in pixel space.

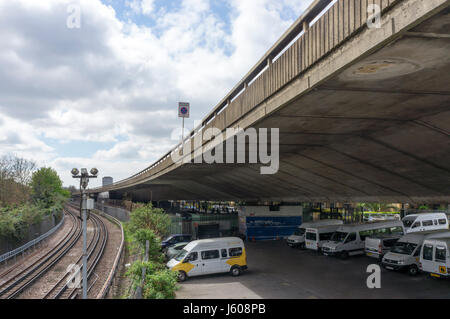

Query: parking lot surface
[176,240,450,299]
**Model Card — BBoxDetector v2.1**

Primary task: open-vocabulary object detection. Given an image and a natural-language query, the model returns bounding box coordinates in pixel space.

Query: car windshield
[174,249,188,261]
[391,242,418,255]
[331,231,348,242]
[402,217,415,228]
[293,228,305,236]
[163,236,173,242]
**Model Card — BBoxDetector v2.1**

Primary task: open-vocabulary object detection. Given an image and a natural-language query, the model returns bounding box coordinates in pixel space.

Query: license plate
[431,273,441,278]
[367,252,372,256]
[323,253,329,256]
[386,266,394,270]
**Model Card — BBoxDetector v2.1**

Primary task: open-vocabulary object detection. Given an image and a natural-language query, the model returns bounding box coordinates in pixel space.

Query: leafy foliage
[124,203,178,299]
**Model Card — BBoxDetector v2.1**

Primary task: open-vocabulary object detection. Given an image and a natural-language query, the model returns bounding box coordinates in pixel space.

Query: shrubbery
[124,203,178,299]
[0,161,69,241]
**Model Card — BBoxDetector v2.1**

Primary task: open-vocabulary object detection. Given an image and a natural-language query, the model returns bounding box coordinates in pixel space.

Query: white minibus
[305,224,343,251]
[321,221,404,259]
[420,238,450,278]
[286,219,343,249]
[382,230,450,276]
[402,213,449,233]
[166,237,247,281]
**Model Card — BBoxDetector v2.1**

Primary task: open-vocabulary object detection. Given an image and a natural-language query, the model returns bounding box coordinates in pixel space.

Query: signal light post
[71,168,98,299]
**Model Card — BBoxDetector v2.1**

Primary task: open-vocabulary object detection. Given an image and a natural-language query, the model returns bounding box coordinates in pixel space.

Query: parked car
[286,220,343,249]
[382,230,450,276]
[401,213,449,233]
[420,237,450,278]
[167,237,247,282]
[161,234,192,249]
[165,242,189,260]
[321,221,404,259]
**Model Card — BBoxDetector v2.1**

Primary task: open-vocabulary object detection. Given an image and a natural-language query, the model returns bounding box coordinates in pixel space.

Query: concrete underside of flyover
[105,2,450,203]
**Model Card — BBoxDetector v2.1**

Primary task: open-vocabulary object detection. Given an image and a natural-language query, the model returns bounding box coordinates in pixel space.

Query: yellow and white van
[420,238,450,278]
[166,237,247,281]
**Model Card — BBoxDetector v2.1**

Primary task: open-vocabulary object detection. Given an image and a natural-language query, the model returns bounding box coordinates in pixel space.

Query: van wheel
[230,266,241,277]
[178,271,187,282]
[408,265,419,276]
[340,251,349,259]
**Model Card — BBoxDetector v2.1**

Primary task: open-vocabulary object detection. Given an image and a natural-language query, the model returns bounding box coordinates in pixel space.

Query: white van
[321,221,404,259]
[166,237,247,281]
[382,230,450,276]
[402,213,449,233]
[365,233,404,260]
[305,224,343,251]
[420,238,450,278]
[286,220,343,249]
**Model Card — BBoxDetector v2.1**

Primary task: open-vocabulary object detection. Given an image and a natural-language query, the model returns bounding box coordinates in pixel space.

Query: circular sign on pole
[178,102,190,118]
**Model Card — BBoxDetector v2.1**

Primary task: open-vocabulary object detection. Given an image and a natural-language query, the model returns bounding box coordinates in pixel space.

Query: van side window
[201,250,219,260]
[229,247,243,257]
[221,249,227,258]
[411,222,420,229]
[435,246,447,262]
[422,245,433,261]
[345,233,357,243]
[188,252,198,262]
[438,219,447,225]
[422,220,433,227]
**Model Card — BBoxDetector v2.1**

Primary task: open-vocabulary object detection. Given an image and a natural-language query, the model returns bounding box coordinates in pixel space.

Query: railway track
[43,206,108,299]
[0,208,82,299]
[0,204,108,299]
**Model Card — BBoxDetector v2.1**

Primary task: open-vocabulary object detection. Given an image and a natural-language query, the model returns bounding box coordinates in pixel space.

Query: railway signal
[71,168,98,299]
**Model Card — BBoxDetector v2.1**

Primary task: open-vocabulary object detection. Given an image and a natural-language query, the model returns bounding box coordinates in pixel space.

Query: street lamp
[71,167,98,299]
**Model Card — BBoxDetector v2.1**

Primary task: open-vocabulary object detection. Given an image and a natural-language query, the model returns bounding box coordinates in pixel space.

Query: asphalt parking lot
[176,240,450,299]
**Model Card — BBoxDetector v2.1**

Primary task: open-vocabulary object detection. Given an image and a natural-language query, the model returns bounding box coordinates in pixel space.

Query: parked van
[382,230,450,276]
[402,213,449,233]
[305,224,343,251]
[420,238,450,278]
[321,221,404,259]
[166,237,247,281]
[286,220,343,249]
[365,233,403,260]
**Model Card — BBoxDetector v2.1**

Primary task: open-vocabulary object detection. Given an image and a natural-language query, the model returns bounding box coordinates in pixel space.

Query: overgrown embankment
[0,156,69,253]
[122,203,178,299]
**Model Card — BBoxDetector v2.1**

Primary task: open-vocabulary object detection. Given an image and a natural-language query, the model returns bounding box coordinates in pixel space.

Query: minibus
[365,233,403,260]
[166,237,247,281]
[286,219,343,249]
[402,213,449,233]
[420,238,450,278]
[305,224,343,251]
[321,221,404,259]
[382,230,450,276]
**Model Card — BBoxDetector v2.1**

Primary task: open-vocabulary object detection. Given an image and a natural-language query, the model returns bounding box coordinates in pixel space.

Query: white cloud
[0,0,315,186]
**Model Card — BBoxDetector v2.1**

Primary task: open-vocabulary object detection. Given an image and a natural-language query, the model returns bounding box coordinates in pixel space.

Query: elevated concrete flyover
[94,0,450,203]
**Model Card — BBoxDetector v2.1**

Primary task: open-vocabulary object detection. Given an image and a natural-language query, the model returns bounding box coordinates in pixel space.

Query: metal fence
[0,211,65,264]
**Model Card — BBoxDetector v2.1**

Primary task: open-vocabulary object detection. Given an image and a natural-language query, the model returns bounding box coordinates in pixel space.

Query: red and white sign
[178,102,190,118]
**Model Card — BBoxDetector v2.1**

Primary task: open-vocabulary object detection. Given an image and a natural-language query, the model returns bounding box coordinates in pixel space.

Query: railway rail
[0,204,108,299]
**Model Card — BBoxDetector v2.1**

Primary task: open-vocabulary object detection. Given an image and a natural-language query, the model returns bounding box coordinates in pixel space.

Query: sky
[0,0,315,187]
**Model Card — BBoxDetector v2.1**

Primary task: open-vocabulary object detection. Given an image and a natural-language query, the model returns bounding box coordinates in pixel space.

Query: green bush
[143,269,178,299]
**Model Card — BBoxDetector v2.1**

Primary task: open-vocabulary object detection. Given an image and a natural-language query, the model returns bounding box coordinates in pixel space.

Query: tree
[0,155,36,206]
[128,203,171,238]
[357,202,397,212]
[30,167,69,208]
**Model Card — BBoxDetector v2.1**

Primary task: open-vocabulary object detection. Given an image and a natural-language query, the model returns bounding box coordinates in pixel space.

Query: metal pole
[82,190,88,299]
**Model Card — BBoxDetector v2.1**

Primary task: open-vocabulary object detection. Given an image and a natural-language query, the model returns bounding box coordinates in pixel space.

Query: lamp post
[71,167,98,299]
